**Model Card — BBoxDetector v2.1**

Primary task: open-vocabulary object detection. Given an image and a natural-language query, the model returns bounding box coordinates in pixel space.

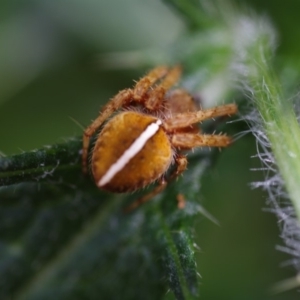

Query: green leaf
[0,138,82,187]
[0,135,224,299]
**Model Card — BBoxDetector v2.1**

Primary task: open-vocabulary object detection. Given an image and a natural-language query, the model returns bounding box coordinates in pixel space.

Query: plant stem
[241,19,300,221]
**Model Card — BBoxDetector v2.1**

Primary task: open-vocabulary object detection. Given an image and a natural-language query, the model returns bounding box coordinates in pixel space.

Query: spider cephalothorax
[82,66,237,210]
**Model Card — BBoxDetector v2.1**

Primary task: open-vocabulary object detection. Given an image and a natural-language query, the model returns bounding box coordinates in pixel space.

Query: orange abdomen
[92,111,173,193]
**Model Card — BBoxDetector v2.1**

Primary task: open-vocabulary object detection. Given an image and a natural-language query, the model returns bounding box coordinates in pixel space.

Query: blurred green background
[0,0,299,299]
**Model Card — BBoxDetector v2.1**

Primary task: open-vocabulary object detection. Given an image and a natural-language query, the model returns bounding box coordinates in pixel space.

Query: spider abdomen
[92,111,173,193]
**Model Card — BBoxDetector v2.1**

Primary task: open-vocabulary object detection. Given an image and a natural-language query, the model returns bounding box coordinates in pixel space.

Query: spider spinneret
[82,66,237,210]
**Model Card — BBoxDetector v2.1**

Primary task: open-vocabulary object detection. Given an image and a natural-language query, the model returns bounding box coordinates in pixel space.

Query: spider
[82,66,237,211]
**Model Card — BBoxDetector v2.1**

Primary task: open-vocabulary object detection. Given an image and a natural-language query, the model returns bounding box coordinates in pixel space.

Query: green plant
[1,0,300,299]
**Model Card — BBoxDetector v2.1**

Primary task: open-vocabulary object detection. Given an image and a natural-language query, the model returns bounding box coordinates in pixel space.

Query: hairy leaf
[0,137,221,299]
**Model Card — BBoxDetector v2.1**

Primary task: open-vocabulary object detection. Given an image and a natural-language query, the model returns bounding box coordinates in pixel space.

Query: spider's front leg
[133,65,169,100]
[143,66,182,110]
[82,88,134,173]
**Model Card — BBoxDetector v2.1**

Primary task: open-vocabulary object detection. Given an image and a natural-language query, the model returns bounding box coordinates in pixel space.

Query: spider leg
[159,65,182,90]
[133,65,169,100]
[164,103,237,131]
[172,133,232,149]
[82,88,134,173]
[145,65,182,110]
[177,194,186,209]
[124,178,167,213]
[168,154,187,181]
[124,155,187,212]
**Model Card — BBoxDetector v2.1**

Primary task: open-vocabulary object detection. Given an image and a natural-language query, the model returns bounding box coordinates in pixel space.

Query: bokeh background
[1,0,300,299]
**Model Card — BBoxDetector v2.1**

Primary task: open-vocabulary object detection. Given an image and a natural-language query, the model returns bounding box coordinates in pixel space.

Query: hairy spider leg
[159,65,182,90]
[82,89,133,173]
[124,155,187,212]
[145,65,182,110]
[165,104,237,150]
[172,133,232,149]
[164,103,238,131]
[133,65,169,100]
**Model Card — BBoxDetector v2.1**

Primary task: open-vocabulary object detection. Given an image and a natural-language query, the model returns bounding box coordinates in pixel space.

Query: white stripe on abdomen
[98,119,162,187]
